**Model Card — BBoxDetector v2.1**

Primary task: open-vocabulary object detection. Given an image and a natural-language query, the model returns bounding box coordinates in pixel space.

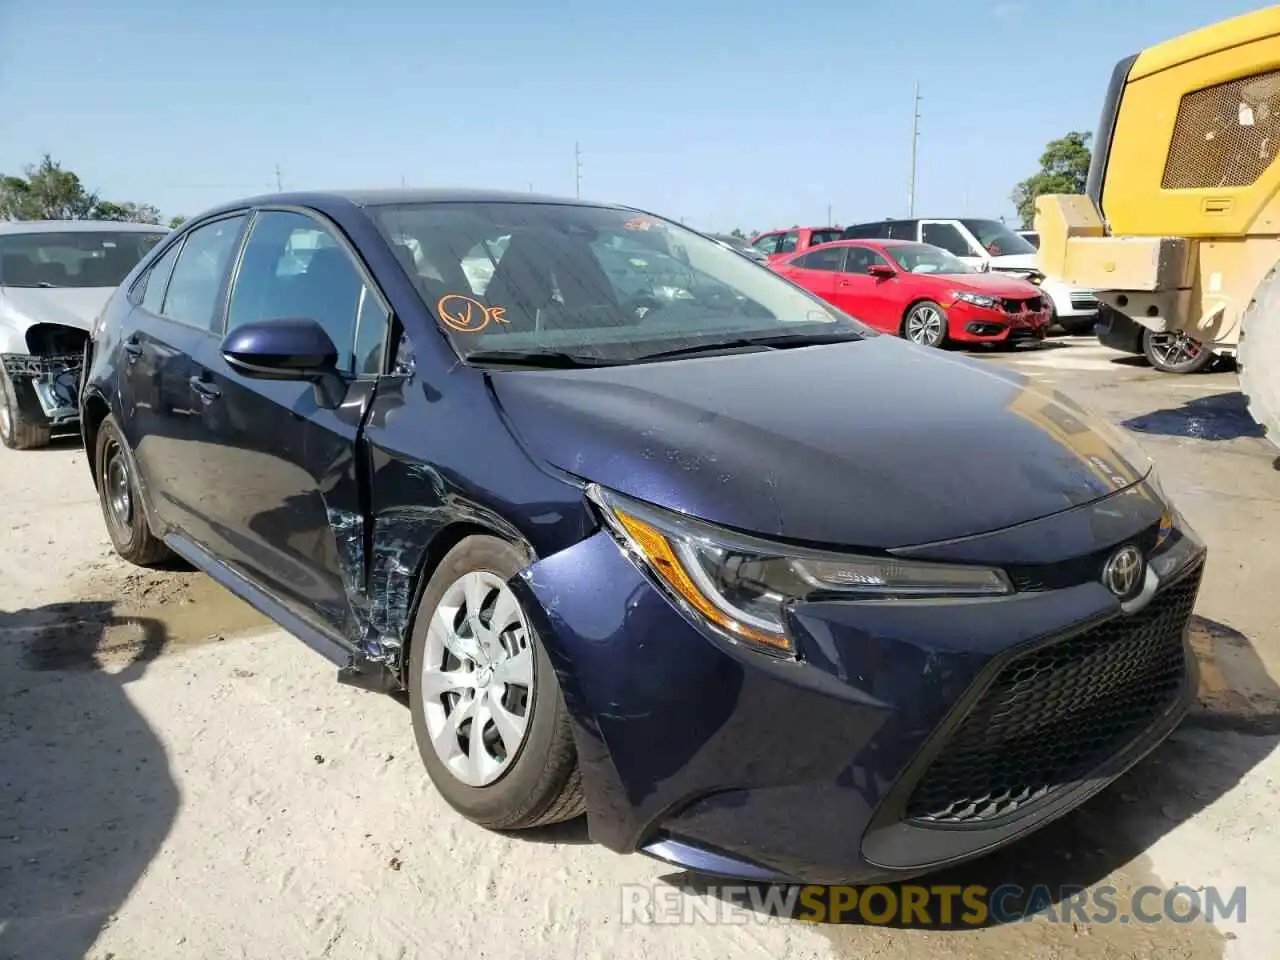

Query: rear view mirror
[221,317,346,408]
[868,264,896,278]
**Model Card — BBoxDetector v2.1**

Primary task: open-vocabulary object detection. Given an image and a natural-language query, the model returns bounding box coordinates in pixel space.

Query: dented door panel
[349,365,592,671]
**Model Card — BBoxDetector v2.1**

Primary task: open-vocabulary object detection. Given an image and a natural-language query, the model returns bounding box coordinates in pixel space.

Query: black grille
[1001,296,1044,313]
[904,562,1202,825]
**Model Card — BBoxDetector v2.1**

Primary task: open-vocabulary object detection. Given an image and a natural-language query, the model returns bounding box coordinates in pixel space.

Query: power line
[907,82,921,217]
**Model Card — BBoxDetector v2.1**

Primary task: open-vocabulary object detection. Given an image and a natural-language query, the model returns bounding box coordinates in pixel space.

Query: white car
[0,220,167,449]
[839,217,1099,334]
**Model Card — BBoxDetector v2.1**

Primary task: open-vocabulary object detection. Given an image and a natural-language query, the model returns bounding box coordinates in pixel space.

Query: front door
[188,208,391,636]
[832,246,899,331]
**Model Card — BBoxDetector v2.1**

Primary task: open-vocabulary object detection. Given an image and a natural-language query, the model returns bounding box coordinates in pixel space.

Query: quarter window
[163,216,247,330]
[226,210,387,376]
[139,241,182,315]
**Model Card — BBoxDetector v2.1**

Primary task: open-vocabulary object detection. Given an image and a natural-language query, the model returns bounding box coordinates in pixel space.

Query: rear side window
[841,222,887,240]
[793,247,844,271]
[138,241,182,315]
[810,230,841,246]
[163,216,247,330]
[921,222,977,258]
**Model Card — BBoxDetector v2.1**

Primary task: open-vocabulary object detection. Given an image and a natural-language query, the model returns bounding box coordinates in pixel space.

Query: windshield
[885,243,976,275]
[960,219,1036,257]
[0,230,165,288]
[372,202,873,364]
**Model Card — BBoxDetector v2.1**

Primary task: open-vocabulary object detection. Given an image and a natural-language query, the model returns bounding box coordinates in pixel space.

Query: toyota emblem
[1102,545,1145,600]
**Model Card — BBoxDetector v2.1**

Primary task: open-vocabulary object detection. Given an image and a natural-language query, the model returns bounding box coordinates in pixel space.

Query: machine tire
[0,364,52,450]
[1240,265,1280,449]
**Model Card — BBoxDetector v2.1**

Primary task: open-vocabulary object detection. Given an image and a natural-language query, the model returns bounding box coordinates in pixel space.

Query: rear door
[117,214,248,535]
[776,245,844,304]
[186,208,391,637]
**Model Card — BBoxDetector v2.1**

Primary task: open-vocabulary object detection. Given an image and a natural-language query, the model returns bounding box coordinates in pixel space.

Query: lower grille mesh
[905,562,1202,825]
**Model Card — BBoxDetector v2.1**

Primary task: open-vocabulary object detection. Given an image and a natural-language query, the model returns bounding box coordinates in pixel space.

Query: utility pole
[826,202,832,226]
[275,164,283,192]
[574,142,582,199]
[907,82,921,217]
[529,182,534,193]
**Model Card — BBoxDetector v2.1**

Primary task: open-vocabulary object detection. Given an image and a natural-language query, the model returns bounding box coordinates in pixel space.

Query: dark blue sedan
[80,189,1206,884]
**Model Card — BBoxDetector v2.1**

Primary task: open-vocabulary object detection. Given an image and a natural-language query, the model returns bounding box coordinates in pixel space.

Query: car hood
[489,337,1153,549]
[0,286,114,333]
[988,253,1038,270]
[945,271,1045,297]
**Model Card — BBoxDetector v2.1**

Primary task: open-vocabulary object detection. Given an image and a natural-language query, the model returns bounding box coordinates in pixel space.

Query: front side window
[921,222,978,258]
[163,216,246,330]
[752,233,781,254]
[776,231,800,254]
[371,202,873,365]
[0,230,164,289]
[886,242,976,275]
[794,247,844,272]
[843,246,890,274]
[960,219,1036,257]
[227,210,387,375]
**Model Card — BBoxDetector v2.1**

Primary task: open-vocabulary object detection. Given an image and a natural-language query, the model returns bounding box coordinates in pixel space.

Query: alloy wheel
[420,571,535,787]
[906,305,945,346]
[1147,331,1203,370]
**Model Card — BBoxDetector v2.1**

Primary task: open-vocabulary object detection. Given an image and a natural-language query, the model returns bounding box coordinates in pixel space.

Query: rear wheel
[0,364,51,450]
[1239,265,1280,448]
[409,535,584,829]
[1142,329,1216,374]
[94,415,172,565]
[902,301,948,348]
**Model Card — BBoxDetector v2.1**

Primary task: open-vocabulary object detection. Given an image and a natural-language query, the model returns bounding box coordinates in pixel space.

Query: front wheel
[409,535,584,830]
[902,301,949,348]
[1142,329,1216,374]
[0,364,51,450]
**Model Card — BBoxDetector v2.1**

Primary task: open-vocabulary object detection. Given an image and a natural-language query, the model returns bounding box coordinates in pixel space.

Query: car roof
[191,188,629,223]
[822,238,914,247]
[0,220,169,235]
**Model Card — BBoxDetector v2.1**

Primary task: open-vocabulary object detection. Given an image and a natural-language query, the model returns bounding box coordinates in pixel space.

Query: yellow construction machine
[1036,6,1280,449]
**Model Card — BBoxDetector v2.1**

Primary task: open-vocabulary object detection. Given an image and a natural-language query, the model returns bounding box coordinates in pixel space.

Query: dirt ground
[2,337,1278,960]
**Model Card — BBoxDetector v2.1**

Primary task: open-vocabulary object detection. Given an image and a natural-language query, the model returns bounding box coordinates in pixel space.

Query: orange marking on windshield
[437,294,510,333]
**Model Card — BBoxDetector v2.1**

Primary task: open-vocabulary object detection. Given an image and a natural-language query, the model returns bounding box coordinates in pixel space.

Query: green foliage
[0,154,167,224]
[168,215,187,229]
[1011,132,1092,228]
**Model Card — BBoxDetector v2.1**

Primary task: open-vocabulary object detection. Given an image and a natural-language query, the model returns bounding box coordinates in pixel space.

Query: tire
[409,535,584,830]
[0,364,52,450]
[1142,329,1216,374]
[1239,265,1280,449]
[902,300,949,348]
[94,415,172,566]
[1058,315,1097,336]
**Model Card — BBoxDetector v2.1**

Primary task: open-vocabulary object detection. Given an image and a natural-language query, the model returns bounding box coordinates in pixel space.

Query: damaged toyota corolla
[0,221,166,449]
[81,189,1206,884]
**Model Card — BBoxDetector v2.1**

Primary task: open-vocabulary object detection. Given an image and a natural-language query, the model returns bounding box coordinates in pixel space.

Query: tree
[0,154,167,224]
[1011,131,1092,228]
[168,215,187,229]
[0,154,98,220]
[730,227,745,238]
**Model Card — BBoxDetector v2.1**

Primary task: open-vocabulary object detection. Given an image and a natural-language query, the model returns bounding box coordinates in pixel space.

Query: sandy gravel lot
[2,337,1279,960]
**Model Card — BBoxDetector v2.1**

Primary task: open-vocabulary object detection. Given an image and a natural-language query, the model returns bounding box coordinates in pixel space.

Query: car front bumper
[1,352,83,428]
[949,301,1050,343]
[512,479,1206,884]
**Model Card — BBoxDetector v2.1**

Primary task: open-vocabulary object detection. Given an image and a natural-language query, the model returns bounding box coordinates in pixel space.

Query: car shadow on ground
[0,601,179,960]
[661,614,1279,933]
[1123,392,1265,442]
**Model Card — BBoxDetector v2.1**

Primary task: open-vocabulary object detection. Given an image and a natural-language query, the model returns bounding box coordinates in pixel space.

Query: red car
[749,225,842,261]
[773,239,1051,348]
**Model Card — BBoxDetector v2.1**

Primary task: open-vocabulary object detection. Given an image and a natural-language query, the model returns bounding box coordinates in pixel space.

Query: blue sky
[0,0,1269,232]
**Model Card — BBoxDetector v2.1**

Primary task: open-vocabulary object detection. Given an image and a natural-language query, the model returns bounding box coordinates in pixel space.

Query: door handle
[188,376,221,402]
[122,338,143,362]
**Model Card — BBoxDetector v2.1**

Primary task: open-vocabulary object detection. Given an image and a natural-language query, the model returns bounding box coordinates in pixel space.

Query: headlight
[588,485,1012,656]
[954,291,1000,309]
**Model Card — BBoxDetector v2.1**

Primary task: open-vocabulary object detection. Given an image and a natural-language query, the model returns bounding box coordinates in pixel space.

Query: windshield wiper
[633,330,862,363]
[463,349,617,369]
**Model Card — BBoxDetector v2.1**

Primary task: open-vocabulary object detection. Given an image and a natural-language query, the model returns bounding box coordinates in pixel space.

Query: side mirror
[221,318,346,408]
[868,264,896,278]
